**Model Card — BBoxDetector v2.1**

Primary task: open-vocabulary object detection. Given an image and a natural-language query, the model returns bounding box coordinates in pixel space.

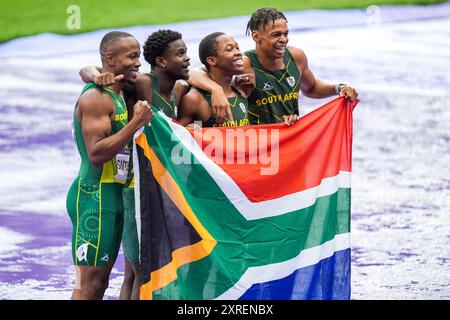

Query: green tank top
[147,72,178,120]
[194,87,249,127]
[124,72,179,189]
[72,82,130,184]
[245,48,301,124]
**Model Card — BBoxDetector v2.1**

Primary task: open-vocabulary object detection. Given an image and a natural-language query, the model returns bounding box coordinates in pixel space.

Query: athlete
[80,29,191,300]
[66,31,153,300]
[189,7,358,124]
[178,32,250,128]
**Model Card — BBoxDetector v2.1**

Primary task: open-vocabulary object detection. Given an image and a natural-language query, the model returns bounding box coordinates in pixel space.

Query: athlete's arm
[124,84,138,120]
[242,55,256,83]
[187,67,232,122]
[229,56,256,98]
[173,80,190,101]
[79,65,124,86]
[177,89,203,126]
[79,65,101,83]
[78,90,153,166]
[289,47,336,99]
[290,46,358,101]
[231,74,255,98]
[134,73,153,103]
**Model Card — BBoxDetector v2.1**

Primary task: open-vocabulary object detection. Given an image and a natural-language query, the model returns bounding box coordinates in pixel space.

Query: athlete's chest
[254,67,300,94]
[110,96,128,131]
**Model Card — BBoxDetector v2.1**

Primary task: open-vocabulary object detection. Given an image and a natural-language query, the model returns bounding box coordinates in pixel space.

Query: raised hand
[231,73,255,97]
[211,86,232,124]
[94,72,124,86]
[132,100,153,127]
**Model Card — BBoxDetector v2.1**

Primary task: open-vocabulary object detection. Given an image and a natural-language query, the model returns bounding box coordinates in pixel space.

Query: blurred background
[0,0,449,299]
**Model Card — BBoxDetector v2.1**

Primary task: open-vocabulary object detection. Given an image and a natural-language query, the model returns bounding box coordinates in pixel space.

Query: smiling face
[252,18,289,59]
[159,39,190,80]
[207,34,244,74]
[110,36,141,84]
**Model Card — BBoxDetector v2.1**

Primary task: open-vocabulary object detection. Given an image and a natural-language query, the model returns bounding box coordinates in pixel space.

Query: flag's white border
[216,232,350,300]
[133,126,145,262]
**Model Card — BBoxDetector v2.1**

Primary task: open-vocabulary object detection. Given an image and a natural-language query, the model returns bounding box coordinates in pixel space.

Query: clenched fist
[132,100,153,127]
[339,85,358,102]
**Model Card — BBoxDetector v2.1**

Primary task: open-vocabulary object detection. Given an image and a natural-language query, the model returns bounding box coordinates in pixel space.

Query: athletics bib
[114,149,130,183]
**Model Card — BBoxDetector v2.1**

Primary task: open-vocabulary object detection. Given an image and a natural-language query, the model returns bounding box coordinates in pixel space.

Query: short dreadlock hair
[198,32,225,71]
[143,29,182,67]
[245,7,288,35]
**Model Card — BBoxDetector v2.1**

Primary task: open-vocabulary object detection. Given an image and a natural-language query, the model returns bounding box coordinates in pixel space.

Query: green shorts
[121,187,139,264]
[66,177,124,267]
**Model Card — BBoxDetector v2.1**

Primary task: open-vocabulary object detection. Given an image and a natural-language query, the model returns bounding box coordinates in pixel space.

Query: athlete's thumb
[115,74,124,81]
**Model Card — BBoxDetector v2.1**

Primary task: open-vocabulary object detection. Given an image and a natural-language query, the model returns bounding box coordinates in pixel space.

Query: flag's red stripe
[194,98,357,202]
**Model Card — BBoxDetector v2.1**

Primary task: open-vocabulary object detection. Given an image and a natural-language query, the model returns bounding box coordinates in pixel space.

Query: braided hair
[245,7,287,35]
[143,29,182,67]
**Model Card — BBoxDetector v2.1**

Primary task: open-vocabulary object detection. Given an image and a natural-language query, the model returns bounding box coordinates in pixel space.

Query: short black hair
[245,7,287,35]
[99,31,134,56]
[198,32,225,71]
[143,29,182,67]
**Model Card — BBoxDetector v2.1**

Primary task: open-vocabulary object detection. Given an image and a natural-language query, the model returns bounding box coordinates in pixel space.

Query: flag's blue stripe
[238,249,351,300]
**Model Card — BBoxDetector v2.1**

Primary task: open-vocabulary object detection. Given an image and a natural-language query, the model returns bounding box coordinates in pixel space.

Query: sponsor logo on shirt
[262,82,273,91]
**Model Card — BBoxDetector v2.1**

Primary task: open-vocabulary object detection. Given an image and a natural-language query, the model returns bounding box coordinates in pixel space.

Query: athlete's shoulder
[135,72,152,102]
[78,85,114,114]
[287,46,307,70]
[135,72,152,87]
[242,55,255,75]
[79,84,111,101]
[179,87,207,121]
[183,88,209,110]
[136,72,151,84]
[174,79,190,100]
[244,49,257,57]
[287,46,305,58]
[184,87,206,104]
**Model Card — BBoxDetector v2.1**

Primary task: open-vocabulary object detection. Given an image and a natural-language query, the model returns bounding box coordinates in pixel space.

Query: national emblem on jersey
[239,102,246,114]
[286,76,296,87]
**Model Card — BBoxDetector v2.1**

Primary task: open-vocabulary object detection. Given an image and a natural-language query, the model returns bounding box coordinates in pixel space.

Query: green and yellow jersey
[245,48,301,124]
[194,87,249,127]
[66,82,129,267]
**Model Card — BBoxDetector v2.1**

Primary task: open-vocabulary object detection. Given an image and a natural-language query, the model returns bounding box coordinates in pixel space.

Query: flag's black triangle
[136,144,202,284]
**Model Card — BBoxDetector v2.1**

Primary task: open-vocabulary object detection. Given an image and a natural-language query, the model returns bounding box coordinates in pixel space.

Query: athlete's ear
[155,56,166,68]
[251,31,260,44]
[206,56,216,68]
[103,51,116,67]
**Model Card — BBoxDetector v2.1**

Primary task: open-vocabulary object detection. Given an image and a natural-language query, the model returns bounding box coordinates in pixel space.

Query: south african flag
[133,97,357,300]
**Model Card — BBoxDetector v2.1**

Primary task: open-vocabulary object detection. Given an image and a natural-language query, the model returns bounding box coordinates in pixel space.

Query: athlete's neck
[210,69,235,97]
[153,68,176,101]
[255,47,285,71]
[107,83,123,95]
